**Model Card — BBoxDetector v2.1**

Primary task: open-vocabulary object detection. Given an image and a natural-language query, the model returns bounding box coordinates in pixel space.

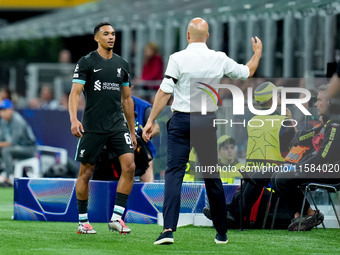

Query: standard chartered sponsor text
[103,82,120,91]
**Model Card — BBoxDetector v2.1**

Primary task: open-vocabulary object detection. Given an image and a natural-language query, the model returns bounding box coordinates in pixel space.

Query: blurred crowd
[0,83,86,112]
[0,41,167,111]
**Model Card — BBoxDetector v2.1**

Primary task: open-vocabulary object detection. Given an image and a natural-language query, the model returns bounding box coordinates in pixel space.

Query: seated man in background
[29,84,60,110]
[0,99,37,186]
[185,135,244,183]
[218,84,338,231]
[203,81,296,227]
[271,84,340,231]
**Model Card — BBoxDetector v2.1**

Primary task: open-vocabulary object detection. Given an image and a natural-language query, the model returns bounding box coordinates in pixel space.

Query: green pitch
[1,187,340,255]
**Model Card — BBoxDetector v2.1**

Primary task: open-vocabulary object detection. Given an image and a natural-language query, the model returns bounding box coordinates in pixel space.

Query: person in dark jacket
[271,84,340,231]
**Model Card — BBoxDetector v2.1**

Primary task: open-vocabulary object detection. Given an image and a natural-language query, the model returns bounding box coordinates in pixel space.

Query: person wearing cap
[217,135,243,184]
[246,81,296,169]
[0,99,37,186]
[184,135,243,183]
[233,81,296,223]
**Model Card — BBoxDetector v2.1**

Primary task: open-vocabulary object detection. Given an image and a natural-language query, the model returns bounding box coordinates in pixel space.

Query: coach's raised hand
[246,36,262,78]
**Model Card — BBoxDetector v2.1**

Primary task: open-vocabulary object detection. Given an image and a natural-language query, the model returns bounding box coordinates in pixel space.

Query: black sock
[77,199,89,224]
[77,199,88,214]
[111,192,129,221]
[115,192,129,208]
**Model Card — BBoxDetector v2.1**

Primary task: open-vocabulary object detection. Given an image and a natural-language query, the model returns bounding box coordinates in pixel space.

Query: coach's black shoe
[154,231,174,245]
[203,207,212,220]
[215,233,228,244]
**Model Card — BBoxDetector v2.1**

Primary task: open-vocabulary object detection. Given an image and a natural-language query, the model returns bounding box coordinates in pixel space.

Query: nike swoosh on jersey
[94,68,102,72]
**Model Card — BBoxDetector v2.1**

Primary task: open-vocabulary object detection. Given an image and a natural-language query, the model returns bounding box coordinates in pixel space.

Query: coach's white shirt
[160,43,250,113]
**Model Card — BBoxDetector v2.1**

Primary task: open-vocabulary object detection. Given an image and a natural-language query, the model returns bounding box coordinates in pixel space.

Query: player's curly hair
[94,22,113,35]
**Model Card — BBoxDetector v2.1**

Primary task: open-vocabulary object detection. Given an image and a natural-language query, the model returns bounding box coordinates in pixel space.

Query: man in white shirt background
[143,17,262,245]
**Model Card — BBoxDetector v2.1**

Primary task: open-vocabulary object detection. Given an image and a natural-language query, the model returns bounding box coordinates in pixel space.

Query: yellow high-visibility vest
[183,148,198,182]
[246,115,286,168]
[219,161,244,183]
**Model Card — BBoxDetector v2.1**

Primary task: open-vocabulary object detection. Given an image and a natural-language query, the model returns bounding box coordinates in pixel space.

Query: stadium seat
[36,145,68,175]
[298,182,340,231]
[14,156,40,178]
[13,145,68,179]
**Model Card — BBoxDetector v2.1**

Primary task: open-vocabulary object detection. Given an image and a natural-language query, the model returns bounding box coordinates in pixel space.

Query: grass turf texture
[1,188,340,255]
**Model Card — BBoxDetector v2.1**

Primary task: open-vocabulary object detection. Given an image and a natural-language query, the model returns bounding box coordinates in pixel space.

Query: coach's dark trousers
[163,112,228,235]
